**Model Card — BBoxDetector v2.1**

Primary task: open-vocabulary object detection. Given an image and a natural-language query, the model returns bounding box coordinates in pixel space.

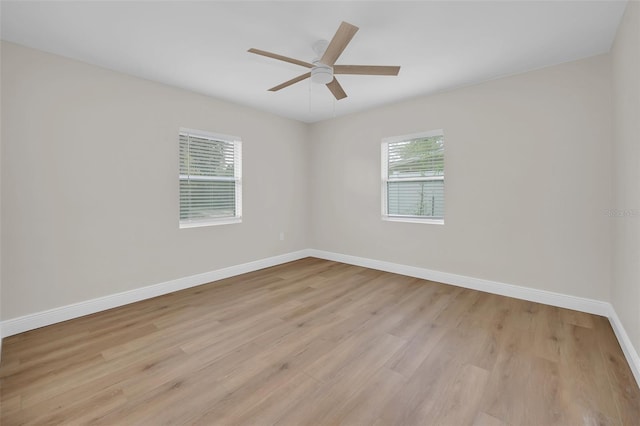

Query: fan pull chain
[309,78,312,116]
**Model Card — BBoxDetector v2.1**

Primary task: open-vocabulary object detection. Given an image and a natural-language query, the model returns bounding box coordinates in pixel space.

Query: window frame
[179,127,242,229]
[381,129,445,225]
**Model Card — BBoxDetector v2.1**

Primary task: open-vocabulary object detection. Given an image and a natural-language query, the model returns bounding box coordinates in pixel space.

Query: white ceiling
[0,1,627,123]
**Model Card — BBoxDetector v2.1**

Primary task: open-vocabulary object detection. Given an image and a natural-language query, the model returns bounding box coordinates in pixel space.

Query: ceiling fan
[248,21,401,100]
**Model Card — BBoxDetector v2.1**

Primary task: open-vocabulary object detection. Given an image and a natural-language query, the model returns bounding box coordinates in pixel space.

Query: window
[382,130,444,224]
[179,128,242,228]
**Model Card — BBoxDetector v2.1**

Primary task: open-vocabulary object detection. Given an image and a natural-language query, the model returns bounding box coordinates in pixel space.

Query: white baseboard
[0,250,311,338]
[1,247,638,388]
[307,249,640,387]
[308,249,610,315]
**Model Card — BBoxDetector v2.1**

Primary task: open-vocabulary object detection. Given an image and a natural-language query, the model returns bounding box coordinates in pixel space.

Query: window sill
[180,217,242,229]
[382,216,444,225]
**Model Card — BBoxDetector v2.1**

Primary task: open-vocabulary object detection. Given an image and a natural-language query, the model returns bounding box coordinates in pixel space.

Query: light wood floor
[1,258,639,425]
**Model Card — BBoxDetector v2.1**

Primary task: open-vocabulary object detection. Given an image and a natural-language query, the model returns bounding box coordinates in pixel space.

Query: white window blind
[382,130,444,224]
[179,128,242,228]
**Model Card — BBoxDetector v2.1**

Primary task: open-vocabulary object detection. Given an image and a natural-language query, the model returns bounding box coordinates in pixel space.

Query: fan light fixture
[311,62,333,84]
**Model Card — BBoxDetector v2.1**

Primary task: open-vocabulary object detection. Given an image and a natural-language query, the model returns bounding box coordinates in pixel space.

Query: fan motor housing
[311,62,333,84]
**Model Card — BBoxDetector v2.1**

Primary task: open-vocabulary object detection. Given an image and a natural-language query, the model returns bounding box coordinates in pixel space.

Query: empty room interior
[1,1,639,424]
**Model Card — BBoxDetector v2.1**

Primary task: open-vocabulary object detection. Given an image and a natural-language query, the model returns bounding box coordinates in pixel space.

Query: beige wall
[0,42,3,352]
[611,1,640,358]
[0,42,310,320]
[0,36,626,331]
[309,55,612,301]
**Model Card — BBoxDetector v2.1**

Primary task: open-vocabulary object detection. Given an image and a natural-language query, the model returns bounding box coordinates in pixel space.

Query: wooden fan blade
[334,65,401,76]
[326,78,347,100]
[268,72,311,92]
[248,48,313,68]
[320,22,359,66]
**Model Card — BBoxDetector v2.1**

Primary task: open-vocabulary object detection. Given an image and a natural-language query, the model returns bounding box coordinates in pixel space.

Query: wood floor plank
[387,321,447,378]
[593,316,640,424]
[559,323,624,424]
[211,371,321,426]
[473,411,509,426]
[420,363,491,425]
[377,326,487,425]
[274,333,406,425]
[332,367,407,425]
[26,388,127,426]
[480,324,576,425]
[1,258,638,425]
[532,304,566,363]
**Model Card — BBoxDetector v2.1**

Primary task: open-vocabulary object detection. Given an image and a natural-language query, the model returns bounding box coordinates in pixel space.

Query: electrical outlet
[279,232,285,241]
